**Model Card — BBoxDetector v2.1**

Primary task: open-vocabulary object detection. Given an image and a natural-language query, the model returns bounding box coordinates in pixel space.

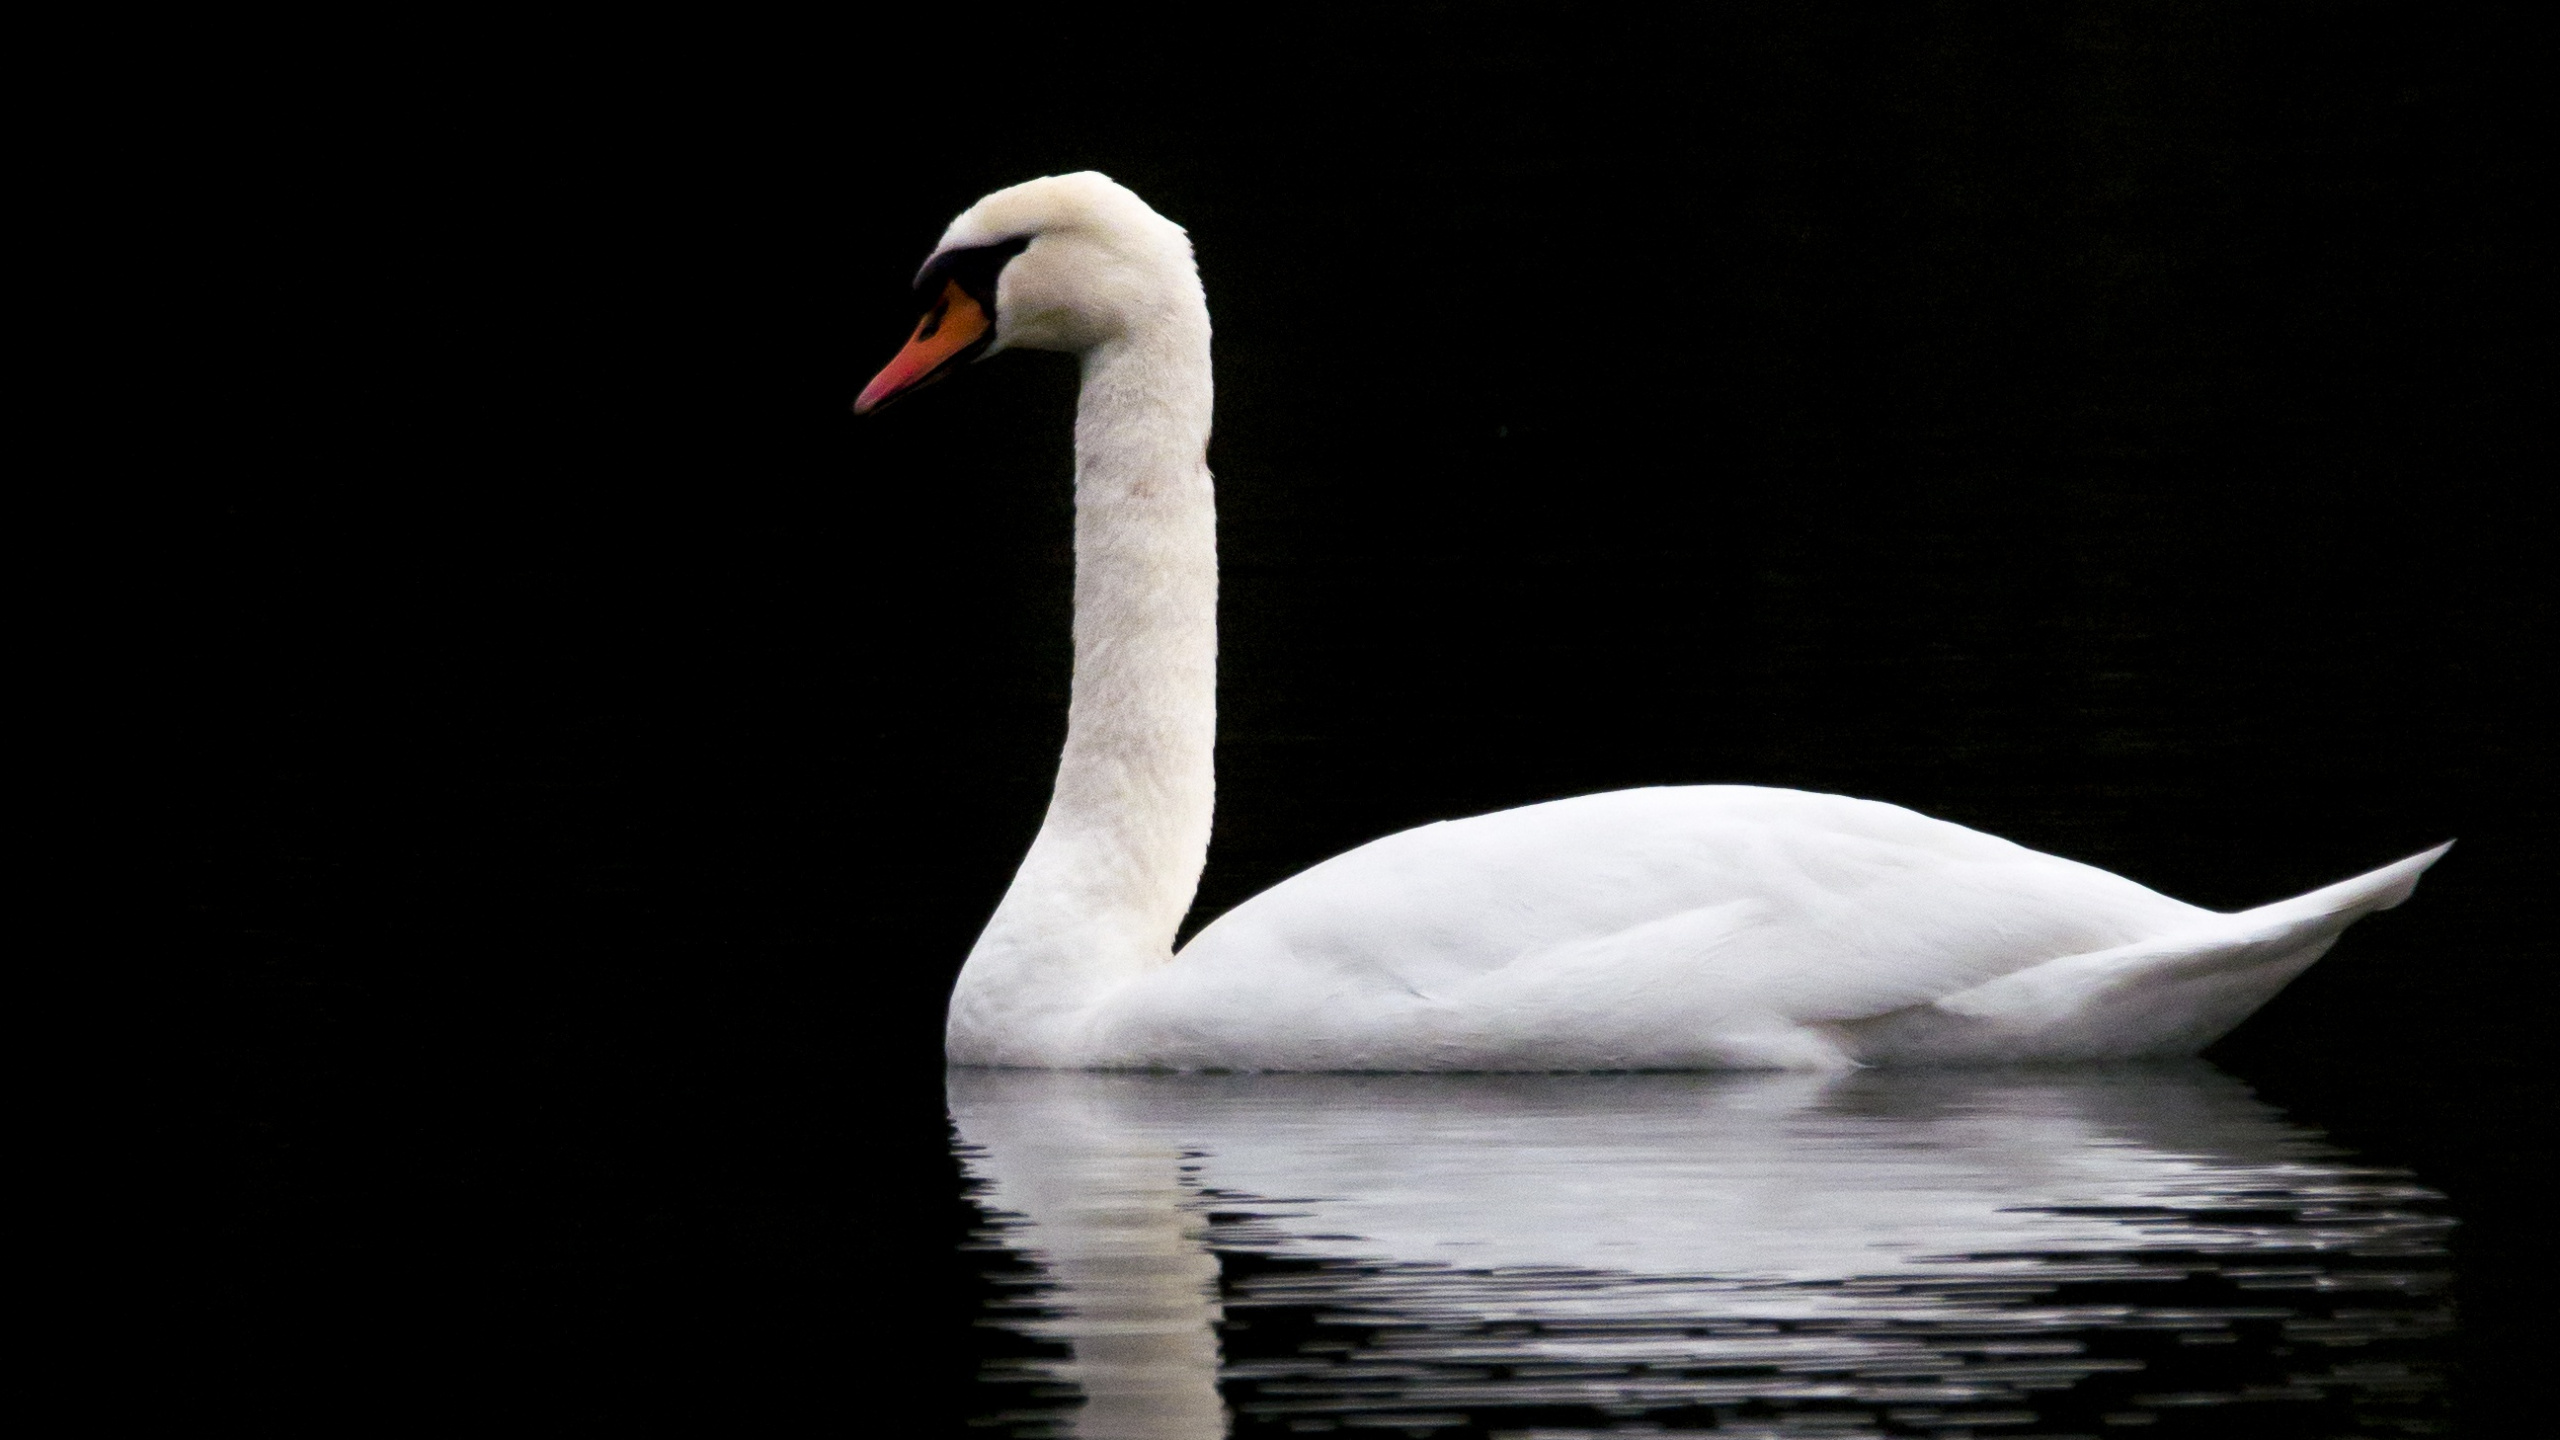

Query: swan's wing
[1104,786,2207,1068]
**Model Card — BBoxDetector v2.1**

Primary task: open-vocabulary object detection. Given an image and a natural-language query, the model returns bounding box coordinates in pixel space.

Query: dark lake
[183,6,2546,1434]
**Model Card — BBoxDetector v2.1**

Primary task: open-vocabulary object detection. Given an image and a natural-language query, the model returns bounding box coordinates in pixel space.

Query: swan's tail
[2226,840,2452,933]
[1838,842,2453,1065]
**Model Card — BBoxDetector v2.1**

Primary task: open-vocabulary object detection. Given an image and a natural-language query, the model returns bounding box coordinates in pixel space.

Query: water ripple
[952,1066,2450,1438]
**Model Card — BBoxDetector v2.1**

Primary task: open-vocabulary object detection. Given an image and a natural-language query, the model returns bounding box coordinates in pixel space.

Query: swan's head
[855,172,1200,414]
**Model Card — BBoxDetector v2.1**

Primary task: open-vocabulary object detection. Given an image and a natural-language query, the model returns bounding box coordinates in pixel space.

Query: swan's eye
[915,235,1033,311]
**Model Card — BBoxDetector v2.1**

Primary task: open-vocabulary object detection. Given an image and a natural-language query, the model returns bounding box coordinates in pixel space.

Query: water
[951,1065,2452,1438]
[185,11,2544,1432]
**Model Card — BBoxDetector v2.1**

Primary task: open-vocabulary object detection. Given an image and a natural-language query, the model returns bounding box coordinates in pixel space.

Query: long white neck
[947,306,1218,1065]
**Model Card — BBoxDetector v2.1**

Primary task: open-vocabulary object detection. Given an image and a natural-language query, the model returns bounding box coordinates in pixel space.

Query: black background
[181,5,2550,1432]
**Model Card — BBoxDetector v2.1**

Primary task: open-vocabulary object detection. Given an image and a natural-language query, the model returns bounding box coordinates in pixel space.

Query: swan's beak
[855,280,994,414]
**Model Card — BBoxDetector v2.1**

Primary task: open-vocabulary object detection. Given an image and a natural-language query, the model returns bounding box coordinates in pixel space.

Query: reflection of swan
[952,1067,2452,1435]
[860,172,2448,1070]
[955,1065,2429,1290]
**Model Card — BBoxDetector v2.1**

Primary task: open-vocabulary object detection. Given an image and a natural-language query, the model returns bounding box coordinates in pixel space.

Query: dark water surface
[183,7,2549,1435]
[953,1066,2453,1439]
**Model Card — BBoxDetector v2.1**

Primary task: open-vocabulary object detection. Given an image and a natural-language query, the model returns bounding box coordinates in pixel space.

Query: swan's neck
[948,317,1217,1065]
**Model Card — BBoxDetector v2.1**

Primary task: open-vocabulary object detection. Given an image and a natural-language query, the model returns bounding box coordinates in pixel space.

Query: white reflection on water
[950,1064,2451,1438]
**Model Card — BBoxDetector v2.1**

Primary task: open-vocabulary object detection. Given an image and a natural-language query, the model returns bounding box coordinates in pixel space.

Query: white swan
[857,172,2446,1071]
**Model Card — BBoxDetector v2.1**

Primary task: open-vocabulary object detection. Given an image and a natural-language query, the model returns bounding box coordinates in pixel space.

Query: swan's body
[858,172,2445,1072]
[1090,787,2441,1070]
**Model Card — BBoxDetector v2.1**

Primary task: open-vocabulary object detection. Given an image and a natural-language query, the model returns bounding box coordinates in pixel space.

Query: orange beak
[854,279,994,414]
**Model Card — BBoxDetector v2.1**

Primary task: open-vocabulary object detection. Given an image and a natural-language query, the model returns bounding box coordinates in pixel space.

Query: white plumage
[860,172,2445,1071]
[1104,788,2442,1069]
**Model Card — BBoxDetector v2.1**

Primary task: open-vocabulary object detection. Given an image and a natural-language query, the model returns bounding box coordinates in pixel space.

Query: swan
[856,171,2446,1071]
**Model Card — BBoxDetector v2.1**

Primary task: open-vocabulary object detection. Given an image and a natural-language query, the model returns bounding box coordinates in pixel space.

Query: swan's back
[1094,786,2221,1069]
